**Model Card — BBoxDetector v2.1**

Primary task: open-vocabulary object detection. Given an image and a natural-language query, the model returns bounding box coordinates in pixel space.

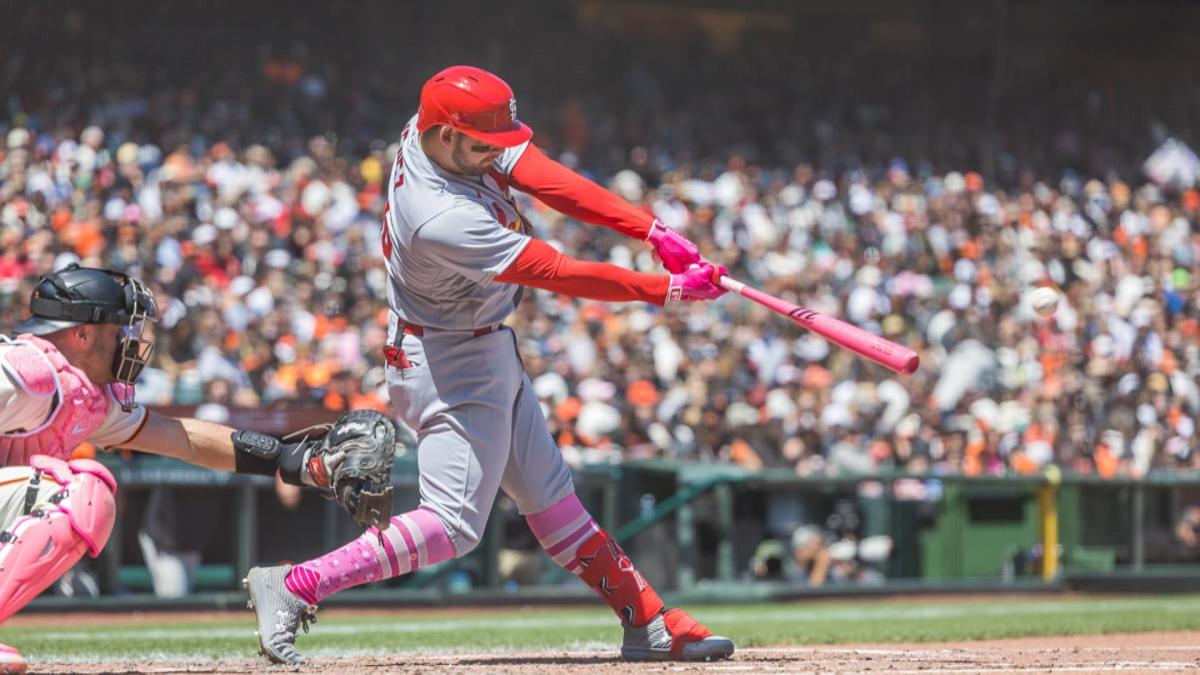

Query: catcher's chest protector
[0,335,110,465]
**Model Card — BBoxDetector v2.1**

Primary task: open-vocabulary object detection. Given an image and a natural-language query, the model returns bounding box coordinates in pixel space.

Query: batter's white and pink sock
[525,492,601,575]
[284,507,454,604]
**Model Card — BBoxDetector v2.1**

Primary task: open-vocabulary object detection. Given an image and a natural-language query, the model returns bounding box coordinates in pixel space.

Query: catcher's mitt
[289,410,397,530]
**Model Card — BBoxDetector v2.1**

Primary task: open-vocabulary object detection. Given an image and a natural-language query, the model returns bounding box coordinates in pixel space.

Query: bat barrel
[718,276,919,375]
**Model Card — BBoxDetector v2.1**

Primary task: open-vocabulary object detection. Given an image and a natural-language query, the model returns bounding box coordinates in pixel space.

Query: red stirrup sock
[573,529,664,627]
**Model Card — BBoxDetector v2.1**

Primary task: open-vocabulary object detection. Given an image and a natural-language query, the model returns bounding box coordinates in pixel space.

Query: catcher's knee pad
[0,456,116,623]
[29,455,117,556]
[60,458,117,556]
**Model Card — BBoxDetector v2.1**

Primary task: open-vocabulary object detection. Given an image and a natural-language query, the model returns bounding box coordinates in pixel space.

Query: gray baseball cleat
[243,564,318,665]
[621,608,735,662]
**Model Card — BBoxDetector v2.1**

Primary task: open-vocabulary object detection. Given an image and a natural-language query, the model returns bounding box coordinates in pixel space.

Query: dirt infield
[29,631,1200,674]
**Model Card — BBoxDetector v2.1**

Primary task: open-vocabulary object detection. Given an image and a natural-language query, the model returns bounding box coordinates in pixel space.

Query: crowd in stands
[2,1,1199,482]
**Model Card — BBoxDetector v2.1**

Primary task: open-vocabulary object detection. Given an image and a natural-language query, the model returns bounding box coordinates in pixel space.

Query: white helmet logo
[509,98,518,122]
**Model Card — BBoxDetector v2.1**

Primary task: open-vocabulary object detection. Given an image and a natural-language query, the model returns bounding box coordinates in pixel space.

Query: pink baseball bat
[719,276,919,375]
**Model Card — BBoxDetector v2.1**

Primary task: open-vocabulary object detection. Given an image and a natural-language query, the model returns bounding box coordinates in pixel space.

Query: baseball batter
[0,265,393,675]
[245,65,735,664]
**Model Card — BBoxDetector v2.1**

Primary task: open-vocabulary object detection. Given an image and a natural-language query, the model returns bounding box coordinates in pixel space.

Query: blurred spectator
[1175,505,1200,549]
[749,539,789,582]
[789,525,833,587]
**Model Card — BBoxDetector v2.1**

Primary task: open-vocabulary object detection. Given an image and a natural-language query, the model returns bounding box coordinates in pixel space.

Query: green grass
[6,594,1200,663]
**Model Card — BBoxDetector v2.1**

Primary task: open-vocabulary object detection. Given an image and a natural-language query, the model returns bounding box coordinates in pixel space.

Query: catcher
[0,264,396,675]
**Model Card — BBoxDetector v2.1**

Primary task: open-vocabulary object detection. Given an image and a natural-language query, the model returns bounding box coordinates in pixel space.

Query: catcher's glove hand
[286,410,397,530]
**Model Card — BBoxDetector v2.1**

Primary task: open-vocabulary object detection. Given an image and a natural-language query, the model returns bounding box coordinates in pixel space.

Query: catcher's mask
[17,263,157,411]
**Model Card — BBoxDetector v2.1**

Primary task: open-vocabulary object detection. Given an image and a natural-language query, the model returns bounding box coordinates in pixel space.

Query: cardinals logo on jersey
[492,201,531,235]
[484,169,530,234]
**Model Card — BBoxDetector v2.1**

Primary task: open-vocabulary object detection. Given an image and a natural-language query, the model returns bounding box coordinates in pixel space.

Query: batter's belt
[384,320,505,369]
[397,319,502,338]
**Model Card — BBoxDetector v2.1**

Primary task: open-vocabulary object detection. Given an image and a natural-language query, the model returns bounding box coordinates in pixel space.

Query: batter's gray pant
[386,326,575,556]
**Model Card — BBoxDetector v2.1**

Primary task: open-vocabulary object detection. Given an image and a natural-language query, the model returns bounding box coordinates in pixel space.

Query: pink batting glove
[646,220,701,273]
[667,262,729,303]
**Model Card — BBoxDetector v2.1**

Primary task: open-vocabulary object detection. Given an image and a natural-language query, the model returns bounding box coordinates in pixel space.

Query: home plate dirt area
[27,632,1200,673]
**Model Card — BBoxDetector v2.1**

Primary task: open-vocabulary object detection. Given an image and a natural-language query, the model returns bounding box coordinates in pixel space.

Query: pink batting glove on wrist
[667,262,729,303]
[646,220,701,273]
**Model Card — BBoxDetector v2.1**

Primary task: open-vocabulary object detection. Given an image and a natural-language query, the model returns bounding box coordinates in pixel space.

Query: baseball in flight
[1031,286,1061,318]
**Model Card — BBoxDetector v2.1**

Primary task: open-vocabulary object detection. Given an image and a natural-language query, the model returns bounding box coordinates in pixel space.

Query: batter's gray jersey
[380,115,574,556]
[382,115,533,336]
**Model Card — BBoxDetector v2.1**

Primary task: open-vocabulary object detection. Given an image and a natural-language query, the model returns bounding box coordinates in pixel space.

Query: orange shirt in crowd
[1094,443,1119,479]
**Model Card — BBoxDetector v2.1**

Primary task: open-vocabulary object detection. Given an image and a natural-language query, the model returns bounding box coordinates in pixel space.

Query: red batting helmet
[417,65,533,148]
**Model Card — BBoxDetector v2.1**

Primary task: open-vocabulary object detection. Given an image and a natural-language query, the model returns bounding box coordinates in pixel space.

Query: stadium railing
[25,451,1200,610]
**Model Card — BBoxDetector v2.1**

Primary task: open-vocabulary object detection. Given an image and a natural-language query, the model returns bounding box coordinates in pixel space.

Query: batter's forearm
[509,144,655,239]
[513,265,668,305]
[497,238,668,304]
[122,413,237,472]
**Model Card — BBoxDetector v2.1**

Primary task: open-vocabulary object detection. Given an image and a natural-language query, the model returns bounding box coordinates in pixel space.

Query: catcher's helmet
[17,263,157,410]
[417,65,532,148]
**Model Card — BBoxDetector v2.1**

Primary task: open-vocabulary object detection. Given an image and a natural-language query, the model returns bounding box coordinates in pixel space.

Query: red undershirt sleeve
[496,238,669,306]
[509,144,656,240]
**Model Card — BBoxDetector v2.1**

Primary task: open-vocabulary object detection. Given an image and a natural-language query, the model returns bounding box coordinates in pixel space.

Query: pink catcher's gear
[0,643,23,674]
[667,263,729,303]
[0,335,110,465]
[0,455,117,624]
[646,221,701,274]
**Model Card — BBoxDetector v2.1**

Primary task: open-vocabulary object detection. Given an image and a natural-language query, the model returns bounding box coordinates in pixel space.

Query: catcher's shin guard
[573,529,664,627]
[0,456,116,623]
